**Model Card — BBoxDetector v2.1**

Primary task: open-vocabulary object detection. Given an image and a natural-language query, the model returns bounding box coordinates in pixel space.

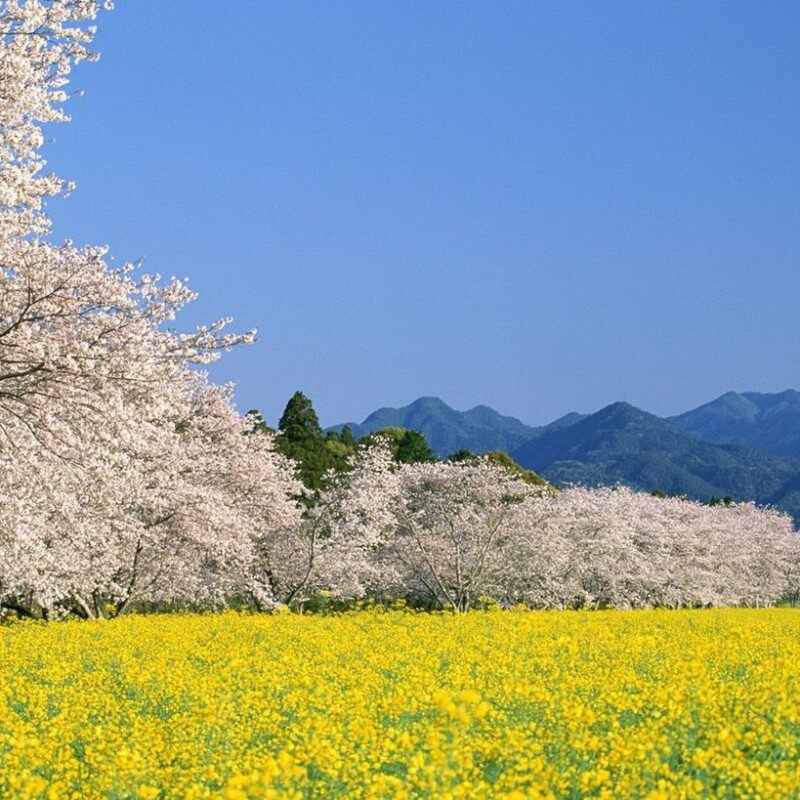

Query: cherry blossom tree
[317,442,551,611]
[0,1,302,618]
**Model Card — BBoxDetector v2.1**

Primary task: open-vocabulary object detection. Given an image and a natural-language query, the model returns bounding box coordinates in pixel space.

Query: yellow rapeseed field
[1,608,799,799]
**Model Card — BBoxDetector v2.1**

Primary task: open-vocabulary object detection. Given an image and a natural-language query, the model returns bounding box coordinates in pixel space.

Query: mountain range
[331,396,586,459]
[329,391,800,522]
[668,390,800,460]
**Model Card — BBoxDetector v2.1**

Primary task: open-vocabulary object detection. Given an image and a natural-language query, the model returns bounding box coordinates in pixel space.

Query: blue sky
[47,1,800,427]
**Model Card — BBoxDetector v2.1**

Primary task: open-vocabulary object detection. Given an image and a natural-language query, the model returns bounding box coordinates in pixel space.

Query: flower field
[1,609,800,799]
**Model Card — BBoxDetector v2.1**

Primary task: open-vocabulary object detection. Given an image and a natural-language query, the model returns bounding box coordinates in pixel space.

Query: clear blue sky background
[47,1,799,428]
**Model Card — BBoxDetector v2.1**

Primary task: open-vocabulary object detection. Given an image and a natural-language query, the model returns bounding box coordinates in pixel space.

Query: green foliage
[360,427,406,450]
[278,392,323,439]
[447,449,478,463]
[340,425,356,449]
[708,495,733,507]
[395,430,437,464]
[274,392,350,490]
[362,427,437,464]
[325,438,355,461]
[482,451,550,488]
[445,448,551,487]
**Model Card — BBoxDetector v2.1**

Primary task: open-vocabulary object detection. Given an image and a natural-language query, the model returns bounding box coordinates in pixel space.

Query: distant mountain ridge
[510,401,800,521]
[669,390,800,460]
[329,390,800,522]
[328,396,545,459]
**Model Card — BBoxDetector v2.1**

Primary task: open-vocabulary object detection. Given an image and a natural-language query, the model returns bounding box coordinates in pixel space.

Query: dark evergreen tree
[278,392,323,439]
[275,391,339,490]
[360,427,436,464]
[340,424,356,449]
[395,429,437,464]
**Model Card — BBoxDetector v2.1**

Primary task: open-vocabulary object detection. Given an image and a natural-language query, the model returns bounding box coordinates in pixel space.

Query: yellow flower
[0,608,798,798]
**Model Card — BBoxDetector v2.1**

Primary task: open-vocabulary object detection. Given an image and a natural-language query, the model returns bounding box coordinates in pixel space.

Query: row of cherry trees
[1,2,797,619]
[282,444,800,612]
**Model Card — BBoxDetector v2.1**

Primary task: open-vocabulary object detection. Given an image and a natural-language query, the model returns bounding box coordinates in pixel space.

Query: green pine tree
[395,429,437,464]
[340,425,357,449]
[361,427,437,464]
[278,392,323,439]
[275,391,340,490]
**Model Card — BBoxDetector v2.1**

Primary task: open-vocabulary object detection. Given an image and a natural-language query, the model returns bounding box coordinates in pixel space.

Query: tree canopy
[274,392,352,489]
